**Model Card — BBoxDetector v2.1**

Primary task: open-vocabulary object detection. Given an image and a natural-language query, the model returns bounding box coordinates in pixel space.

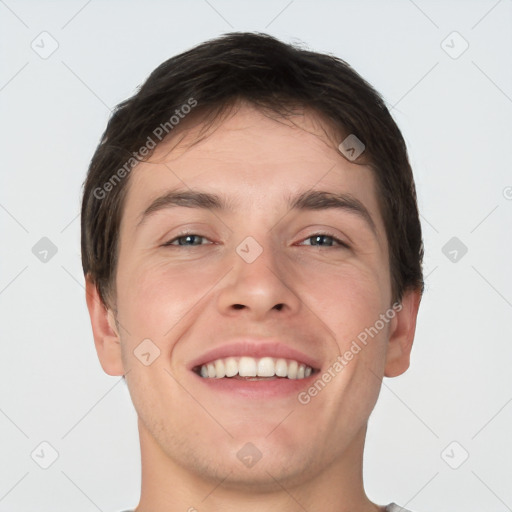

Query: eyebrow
[287,190,376,233]
[137,189,376,233]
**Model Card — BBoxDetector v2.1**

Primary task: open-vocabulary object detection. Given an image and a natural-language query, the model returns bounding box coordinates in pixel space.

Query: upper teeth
[199,356,313,379]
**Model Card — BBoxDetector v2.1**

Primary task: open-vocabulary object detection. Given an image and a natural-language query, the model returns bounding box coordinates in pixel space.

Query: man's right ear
[85,276,125,376]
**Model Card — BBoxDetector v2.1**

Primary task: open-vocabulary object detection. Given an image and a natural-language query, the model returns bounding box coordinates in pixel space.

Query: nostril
[232,304,245,310]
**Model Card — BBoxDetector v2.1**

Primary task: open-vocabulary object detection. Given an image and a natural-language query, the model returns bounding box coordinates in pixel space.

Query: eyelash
[162,232,350,249]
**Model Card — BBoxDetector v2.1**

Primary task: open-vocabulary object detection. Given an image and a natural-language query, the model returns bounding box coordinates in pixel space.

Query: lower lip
[193,373,317,399]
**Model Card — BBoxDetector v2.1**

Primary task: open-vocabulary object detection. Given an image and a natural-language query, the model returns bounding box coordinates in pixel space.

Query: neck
[134,418,382,512]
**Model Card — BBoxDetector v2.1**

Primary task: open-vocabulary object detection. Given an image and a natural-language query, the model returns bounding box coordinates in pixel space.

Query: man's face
[99,105,404,487]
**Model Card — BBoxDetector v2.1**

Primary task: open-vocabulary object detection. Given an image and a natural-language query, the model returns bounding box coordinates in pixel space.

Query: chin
[189,435,321,491]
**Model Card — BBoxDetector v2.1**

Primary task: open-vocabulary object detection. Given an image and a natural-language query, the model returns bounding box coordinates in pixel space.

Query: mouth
[188,340,322,398]
[193,356,316,380]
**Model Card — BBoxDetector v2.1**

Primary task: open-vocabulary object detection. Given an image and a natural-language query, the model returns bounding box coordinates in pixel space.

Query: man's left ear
[384,288,422,377]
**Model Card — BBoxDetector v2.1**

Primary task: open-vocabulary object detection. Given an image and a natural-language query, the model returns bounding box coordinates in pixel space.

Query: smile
[195,356,314,380]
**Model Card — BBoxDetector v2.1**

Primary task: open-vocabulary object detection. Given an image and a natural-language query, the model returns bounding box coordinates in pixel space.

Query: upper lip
[187,339,322,371]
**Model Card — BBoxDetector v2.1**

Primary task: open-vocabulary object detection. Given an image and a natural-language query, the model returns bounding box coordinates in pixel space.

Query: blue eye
[300,234,349,248]
[164,234,210,246]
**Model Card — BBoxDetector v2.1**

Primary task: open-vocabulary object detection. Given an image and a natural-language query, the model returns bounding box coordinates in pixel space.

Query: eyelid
[161,230,350,248]
[161,231,214,247]
[297,232,350,248]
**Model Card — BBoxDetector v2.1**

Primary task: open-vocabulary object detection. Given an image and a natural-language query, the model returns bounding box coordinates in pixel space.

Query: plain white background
[1,1,511,511]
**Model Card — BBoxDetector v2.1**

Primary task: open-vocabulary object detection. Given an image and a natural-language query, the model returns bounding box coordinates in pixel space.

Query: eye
[163,234,212,247]
[298,233,349,248]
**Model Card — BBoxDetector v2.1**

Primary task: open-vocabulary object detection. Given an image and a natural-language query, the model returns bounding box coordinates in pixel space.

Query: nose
[216,237,302,321]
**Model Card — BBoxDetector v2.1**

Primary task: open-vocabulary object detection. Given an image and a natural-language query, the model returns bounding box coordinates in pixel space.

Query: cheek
[116,257,220,340]
[300,261,388,342]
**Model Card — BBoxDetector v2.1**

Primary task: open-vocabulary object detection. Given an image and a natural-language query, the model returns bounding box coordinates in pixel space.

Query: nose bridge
[216,232,300,317]
[233,233,284,290]
[234,233,282,280]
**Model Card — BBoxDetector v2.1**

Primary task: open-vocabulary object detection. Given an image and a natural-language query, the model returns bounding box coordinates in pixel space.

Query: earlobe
[384,289,421,378]
[85,277,125,376]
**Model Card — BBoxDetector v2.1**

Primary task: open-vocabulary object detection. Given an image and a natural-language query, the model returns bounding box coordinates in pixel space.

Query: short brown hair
[81,32,424,307]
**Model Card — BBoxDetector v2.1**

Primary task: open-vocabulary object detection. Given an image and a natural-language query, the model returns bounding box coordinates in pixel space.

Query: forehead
[121,105,385,236]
